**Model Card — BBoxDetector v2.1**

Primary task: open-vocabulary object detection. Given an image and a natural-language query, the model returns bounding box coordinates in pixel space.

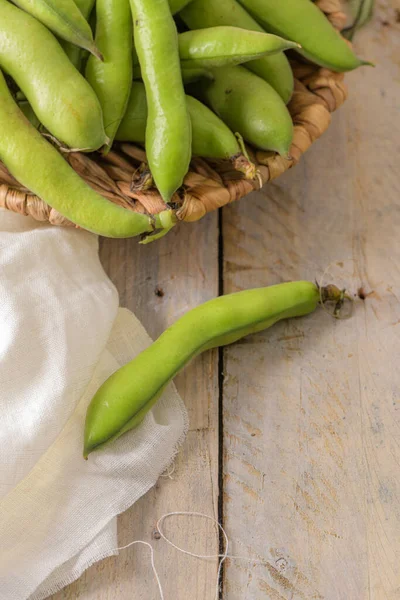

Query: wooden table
[51,6,400,599]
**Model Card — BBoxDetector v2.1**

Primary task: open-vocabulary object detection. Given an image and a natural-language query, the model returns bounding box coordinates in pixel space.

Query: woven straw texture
[0,0,348,227]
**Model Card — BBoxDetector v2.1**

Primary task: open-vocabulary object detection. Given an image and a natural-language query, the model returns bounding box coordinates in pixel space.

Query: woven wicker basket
[0,0,348,229]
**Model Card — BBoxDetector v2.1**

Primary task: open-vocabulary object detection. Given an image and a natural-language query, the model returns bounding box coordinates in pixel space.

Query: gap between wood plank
[217,208,225,599]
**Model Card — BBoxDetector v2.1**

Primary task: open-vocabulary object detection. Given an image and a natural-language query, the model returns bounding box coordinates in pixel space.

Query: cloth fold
[0,210,188,600]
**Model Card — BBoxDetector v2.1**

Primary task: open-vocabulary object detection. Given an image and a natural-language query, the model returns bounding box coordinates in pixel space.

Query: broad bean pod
[11,0,101,60]
[0,0,107,151]
[84,281,345,457]
[131,26,297,75]
[0,69,174,239]
[236,0,370,71]
[195,65,293,156]
[116,82,255,180]
[180,0,294,103]
[129,0,192,202]
[86,0,133,152]
[178,26,300,69]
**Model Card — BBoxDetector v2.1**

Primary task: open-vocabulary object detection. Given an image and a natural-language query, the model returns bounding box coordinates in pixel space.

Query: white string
[104,511,270,600]
[157,512,229,600]
[110,540,164,600]
[159,462,176,479]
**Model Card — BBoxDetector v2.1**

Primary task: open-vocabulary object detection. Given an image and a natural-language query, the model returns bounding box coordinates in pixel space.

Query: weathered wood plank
[222,6,400,599]
[50,214,220,599]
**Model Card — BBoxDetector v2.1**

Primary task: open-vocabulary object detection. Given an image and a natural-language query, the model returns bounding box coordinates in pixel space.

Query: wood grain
[49,214,220,599]
[49,3,400,598]
[221,4,400,599]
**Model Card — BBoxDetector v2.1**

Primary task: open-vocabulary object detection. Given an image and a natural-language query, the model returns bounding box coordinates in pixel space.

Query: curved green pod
[11,0,101,60]
[236,0,370,71]
[0,69,172,239]
[86,0,133,152]
[132,26,297,74]
[129,0,192,202]
[180,0,294,104]
[60,0,95,70]
[197,65,293,156]
[178,26,300,69]
[116,82,252,168]
[83,281,345,457]
[0,0,107,151]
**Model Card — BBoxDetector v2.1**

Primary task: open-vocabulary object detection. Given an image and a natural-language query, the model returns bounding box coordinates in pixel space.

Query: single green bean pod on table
[83,281,351,457]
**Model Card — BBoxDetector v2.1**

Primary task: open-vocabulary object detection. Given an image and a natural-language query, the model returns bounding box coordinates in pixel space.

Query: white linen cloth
[0,209,188,600]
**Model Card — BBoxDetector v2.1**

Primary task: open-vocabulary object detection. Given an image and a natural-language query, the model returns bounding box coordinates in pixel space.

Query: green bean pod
[178,26,300,69]
[83,281,345,457]
[180,0,294,103]
[129,0,192,202]
[236,0,370,71]
[11,0,101,60]
[116,82,255,179]
[0,69,173,239]
[132,26,297,77]
[195,65,293,156]
[86,0,133,152]
[60,0,95,70]
[0,0,107,151]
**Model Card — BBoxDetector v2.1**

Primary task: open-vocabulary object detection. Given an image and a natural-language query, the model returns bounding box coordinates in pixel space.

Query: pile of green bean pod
[0,0,369,239]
